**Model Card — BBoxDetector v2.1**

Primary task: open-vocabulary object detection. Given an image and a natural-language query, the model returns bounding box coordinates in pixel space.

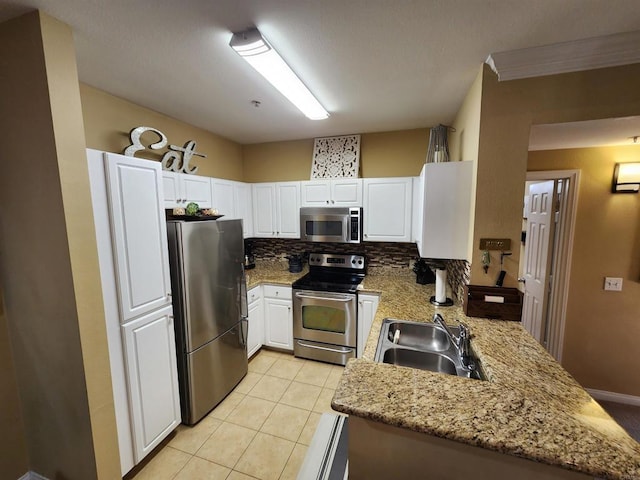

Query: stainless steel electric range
[292,253,365,365]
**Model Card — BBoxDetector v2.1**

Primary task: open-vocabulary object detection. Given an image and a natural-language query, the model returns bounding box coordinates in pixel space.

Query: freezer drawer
[182,321,248,424]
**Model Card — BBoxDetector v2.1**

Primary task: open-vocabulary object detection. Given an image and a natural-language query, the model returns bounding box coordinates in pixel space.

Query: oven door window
[302,305,346,334]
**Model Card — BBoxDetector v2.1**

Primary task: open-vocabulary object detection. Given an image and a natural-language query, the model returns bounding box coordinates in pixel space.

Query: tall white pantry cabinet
[87,149,181,476]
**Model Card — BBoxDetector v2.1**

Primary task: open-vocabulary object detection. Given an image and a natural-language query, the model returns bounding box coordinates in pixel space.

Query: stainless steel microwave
[300,207,362,243]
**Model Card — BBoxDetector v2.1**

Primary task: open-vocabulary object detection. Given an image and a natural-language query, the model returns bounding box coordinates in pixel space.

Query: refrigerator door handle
[240,269,248,319]
[240,317,248,348]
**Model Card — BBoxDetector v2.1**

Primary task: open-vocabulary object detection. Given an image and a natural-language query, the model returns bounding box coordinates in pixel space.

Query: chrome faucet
[432,313,475,371]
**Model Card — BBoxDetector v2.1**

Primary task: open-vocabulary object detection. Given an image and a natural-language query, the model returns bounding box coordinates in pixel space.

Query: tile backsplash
[247,238,470,302]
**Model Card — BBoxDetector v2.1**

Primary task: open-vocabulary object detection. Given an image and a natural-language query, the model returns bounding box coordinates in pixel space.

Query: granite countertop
[336,275,640,480]
[244,262,640,479]
[245,260,307,289]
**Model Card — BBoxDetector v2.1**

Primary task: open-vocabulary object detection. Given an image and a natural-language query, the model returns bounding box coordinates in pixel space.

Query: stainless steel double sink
[374,318,485,380]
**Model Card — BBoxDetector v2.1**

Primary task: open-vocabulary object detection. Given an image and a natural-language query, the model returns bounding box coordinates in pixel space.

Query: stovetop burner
[292,253,365,294]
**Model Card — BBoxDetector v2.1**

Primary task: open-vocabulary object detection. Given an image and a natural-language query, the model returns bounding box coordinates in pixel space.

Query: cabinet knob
[331,200,335,204]
[326,200,329,204]
[364,234,368,238]
[167,292,172,297]
[275,291,279,296]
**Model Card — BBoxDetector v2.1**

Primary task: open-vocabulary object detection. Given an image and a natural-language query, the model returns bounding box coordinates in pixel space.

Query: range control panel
[308,253,365,271]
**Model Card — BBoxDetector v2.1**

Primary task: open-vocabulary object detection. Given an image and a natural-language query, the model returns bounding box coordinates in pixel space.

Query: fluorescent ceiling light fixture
[230,28,329,120]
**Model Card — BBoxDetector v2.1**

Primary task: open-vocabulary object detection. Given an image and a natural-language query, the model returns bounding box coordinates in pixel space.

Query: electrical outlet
[604,277,623,291]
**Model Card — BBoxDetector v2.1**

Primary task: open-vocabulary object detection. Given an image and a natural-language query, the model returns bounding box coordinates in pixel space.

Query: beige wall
[0,11,119,478]
[450,66,483,261]
[242,128,429,182]
[469,63,640,290]
[465,62,640,396]
[80,84,244,180]
[528,146,640,396]
[0,295,28,479]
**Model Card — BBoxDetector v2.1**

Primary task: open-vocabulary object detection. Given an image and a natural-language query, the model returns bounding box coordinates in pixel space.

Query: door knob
[517,277,526,283]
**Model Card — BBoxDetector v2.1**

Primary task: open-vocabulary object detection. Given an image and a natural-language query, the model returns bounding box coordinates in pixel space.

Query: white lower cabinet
[263,285,293,351]
[357,293,380,358]
[122,305,181,462]
[246,286,263,358]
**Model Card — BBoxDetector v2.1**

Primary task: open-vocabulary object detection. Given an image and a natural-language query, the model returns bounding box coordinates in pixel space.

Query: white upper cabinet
[162,171,212,209]
[252,182,300,238]
[252,183,277,238]
[233,182,254,238]
[104,152,172,322]
[363,177,413,242]
[276,182,301,238]
[414,161,473,260]
[210,178,253,238]
[300,178,363,207]
[210,178,235,217]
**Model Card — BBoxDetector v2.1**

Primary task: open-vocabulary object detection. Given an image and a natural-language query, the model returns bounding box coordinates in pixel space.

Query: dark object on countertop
[244,240,256,269]
[464,285,523,321]
[287,254,303,273]
[412,258,436,284]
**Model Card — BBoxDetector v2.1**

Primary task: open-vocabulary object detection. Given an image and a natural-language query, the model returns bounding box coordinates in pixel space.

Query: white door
[122,306,181,462]
[252,184,277,237]
[363,178,413,242]
[276,182,301,238]
[104,153,171,322]
[162,171,180,208]
[247,295,264,358]
[211,178,235,217]
[522,180,557,343]
[300,181,331,206]
[264,298,293,350]
[234,182,253,238]
[182,174,212,208]
[357,294,380,358]
[331,178,362,206]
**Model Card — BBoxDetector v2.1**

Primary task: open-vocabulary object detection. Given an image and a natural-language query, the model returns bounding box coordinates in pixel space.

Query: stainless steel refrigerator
[167,218,248,425]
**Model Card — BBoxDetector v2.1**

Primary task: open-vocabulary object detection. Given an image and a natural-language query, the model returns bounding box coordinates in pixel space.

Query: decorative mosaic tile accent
[247,238,418,270]
[446,259,471,303]
[246,238,470,299]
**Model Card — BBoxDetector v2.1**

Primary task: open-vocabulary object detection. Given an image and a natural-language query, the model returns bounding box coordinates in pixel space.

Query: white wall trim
[486,30,640,81]
[587,388,640,406]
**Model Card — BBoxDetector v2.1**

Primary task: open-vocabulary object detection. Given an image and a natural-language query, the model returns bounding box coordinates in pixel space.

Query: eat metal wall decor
[124,126,206,174]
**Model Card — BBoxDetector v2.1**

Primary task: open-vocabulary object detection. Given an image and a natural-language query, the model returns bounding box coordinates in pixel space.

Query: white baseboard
[587,388,640,406]
[18,472,49,480]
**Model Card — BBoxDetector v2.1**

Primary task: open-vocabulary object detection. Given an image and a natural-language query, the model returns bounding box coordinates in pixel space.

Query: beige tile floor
[129,349,344,480]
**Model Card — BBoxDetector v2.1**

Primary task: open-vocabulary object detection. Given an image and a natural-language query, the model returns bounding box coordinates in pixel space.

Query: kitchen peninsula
[333,275,640,480]
[245,261,640,480]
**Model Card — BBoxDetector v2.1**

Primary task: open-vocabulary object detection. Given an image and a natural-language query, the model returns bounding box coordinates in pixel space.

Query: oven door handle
[294,292,353,302]
[296,340,355,354]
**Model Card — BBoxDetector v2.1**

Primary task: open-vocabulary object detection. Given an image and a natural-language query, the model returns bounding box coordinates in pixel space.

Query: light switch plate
[604,277,623,291]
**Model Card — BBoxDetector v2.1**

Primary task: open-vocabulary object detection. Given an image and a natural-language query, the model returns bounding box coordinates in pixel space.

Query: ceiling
[530,117,640,151]
[1,1,640,145]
